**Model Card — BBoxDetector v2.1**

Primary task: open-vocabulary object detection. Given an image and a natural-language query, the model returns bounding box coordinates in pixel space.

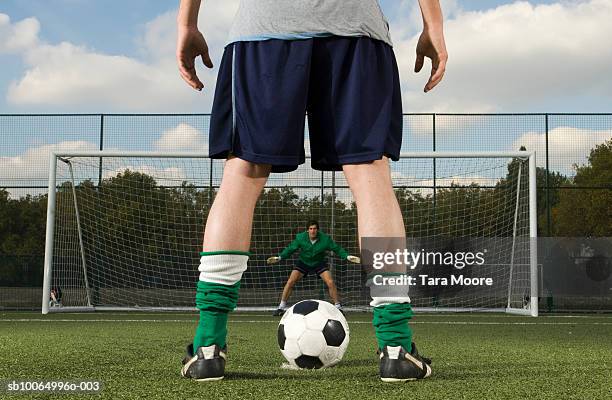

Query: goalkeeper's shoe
[272,308,286,316]
[181,344,226,381]
[335,305,346,317]
[379,343,432,382]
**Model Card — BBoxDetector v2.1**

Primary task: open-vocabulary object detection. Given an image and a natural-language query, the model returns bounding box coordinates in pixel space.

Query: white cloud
[0,140,209,198]
[3,0,612,114]
[8,41,185,110]
[0,14,39,53]
[5,1,240,112]
[385,0,461,41]
[0,141,98,184]
[138,11,178,64]
[512,127,612,171]
[6,37,214,112]
[393,0,612,112]
[154,123,208,152]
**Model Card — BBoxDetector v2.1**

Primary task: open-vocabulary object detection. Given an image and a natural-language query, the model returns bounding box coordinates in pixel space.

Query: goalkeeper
[267,220,360,316]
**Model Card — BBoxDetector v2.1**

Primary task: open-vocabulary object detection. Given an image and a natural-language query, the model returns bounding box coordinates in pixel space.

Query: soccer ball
[277,299,350,369]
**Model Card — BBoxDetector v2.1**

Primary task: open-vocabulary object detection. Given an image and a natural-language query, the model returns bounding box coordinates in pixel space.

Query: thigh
[318,270,334,285]
[295,259,313,276]
[287,269,304,283]
[209,40,314,173]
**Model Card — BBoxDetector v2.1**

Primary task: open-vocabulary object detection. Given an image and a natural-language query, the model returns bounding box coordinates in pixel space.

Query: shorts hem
[209,148,304,173]
[293,266,329,276]
[294,260,329,276]
[312,150,400,171]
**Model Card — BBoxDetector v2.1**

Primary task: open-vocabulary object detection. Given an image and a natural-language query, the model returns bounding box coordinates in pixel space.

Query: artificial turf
[0,312,610,399]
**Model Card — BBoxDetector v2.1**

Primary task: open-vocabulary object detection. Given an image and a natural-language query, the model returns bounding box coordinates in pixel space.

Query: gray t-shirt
[227,0,392,46]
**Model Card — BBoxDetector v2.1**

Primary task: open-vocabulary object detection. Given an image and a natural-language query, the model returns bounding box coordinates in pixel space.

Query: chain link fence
[1,113,610,310]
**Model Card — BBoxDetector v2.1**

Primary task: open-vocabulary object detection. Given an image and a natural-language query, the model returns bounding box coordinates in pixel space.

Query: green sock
[193,280,240,349]
[372,303,413,351]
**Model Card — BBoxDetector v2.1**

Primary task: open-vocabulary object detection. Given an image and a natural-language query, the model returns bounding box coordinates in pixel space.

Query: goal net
[42,151,537,315]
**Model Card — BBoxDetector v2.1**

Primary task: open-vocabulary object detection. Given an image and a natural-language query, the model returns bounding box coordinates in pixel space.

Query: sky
[0,0,611,195]
[1,0,611,114]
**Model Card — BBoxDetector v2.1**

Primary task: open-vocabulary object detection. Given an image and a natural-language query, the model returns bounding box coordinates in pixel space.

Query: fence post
[98,114,104,187]
[209,158,213,207]
[432,113,437,231]
[321,170,324,216]
[330,171,336,274]
[545,114,551,236]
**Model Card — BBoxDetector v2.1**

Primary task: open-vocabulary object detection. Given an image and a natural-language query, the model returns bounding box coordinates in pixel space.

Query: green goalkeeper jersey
[279,231,348,267]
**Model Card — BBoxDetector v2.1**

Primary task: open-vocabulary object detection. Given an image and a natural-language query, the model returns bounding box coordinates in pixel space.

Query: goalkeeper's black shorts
[294,260,329,277]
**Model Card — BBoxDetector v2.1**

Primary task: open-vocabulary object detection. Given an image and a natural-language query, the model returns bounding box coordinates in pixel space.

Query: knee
[342,158,393,197]
[342,157,389,175]
[226,157,271,179]
[324,279,336,288]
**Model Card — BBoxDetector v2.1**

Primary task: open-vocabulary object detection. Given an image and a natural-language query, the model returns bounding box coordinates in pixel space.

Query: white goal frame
[42,150,538,316]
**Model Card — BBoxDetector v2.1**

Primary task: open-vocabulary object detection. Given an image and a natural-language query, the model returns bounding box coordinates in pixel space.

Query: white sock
[198,253,248,285]
[278,301,287,309]
[370,296,411,307]
[334,303,342,309]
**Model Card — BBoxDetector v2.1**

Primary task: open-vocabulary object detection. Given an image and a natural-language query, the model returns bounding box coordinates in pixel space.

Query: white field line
[3,313,611,319]
[1,319,611,325]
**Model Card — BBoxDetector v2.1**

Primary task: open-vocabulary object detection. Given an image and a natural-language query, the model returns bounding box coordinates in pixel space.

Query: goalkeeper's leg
[343,157,431,382]
[274,270,304,316]
[319,270,342,311]
[182,157,271,381]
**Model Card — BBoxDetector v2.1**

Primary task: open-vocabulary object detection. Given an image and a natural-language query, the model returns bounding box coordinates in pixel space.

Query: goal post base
[45,306,538,316]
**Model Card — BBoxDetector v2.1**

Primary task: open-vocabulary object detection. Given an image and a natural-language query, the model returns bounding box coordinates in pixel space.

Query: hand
[414,27,448,93]
[176,26,213,91]
[267,256,281,265]
[347,255,361,264]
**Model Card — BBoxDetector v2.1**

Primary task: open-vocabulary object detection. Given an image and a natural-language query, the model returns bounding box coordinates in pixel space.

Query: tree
[500,146,570,236]
[553,139,612,236]
[0,189,47,286]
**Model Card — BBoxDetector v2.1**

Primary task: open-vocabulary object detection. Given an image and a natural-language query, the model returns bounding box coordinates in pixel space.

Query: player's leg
[343,158,431,381]
[280,270,305,304]
[202,156,271,251]
[184,39,313,380]
[318,270,341,310]
[274,270,304,315]
[182,157,271,381]
[307,36,430,381]
[342,157,409,345]
[342,158,404,240]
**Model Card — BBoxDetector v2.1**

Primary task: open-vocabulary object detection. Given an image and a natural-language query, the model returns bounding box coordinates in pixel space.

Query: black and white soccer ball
[277,299,350,369]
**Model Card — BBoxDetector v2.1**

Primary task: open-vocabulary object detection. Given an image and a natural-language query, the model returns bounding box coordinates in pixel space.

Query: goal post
[42,151,538,316]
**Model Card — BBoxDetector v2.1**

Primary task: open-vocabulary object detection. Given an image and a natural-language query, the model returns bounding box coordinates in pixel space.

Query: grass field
[0,312,610,399]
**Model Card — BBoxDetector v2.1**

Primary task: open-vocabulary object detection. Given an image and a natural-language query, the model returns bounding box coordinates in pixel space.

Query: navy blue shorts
[294,260,329,277]
[209,36,402,173]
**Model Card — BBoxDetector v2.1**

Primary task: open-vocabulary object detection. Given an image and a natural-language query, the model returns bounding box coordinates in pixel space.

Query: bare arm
[415,0,448,92]
[177,0,213,91]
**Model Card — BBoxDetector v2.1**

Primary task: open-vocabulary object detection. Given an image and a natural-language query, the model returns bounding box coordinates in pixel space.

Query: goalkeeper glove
[347,255,361,264]
[267,256,281,265]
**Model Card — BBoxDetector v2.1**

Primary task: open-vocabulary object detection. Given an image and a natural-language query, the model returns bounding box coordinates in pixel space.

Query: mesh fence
[0,113,610,311]
[47,154,531,311]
